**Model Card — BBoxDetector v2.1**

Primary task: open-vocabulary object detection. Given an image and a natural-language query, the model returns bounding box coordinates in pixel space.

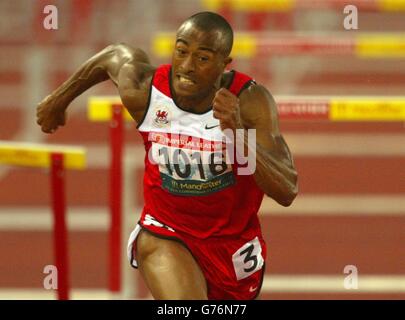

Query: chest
[139,86,223,141]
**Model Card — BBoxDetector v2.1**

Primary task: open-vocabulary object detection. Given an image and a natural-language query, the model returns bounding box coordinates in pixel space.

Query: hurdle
[274,96,405,121]
[0,141,86,300]
[201,0,405,13]
[87,96,134,295]
[89,95,405,124]
[153,32,405,59]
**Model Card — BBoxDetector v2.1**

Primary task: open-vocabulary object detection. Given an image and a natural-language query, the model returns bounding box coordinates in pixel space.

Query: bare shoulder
[238,84,279,132]
[118,58,156,122]
[239,84,276,111]
[113,43,150,64]
[113,43,154,81]
[119,60,155,89]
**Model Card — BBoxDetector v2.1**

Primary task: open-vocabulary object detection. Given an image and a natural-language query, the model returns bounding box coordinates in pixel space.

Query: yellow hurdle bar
[356,34,405,58]
[330,97,405,121]
[88,96,133,122]
[152,32,405,59]
[89,95,405,122]
[202,0,294,12]
[0,141,86,170]
[201,0,405,12]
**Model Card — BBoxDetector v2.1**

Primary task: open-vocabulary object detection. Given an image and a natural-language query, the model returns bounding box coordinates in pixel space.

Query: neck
[174,89,216,113]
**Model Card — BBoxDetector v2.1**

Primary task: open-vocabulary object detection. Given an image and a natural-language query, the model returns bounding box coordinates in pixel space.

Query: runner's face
[171,22,230,100]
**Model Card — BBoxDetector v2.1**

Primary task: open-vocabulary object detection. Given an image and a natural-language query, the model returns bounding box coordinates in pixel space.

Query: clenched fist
[212,88,242,131]
[36,95,67,134]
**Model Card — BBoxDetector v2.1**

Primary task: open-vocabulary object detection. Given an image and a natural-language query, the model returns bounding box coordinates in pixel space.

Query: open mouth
[177,75,196,85]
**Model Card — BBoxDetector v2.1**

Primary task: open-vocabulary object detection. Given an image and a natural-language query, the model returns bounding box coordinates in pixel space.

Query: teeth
[179,76,193,84]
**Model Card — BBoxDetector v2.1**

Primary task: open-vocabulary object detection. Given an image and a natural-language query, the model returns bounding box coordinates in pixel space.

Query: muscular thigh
[135,229,208,300]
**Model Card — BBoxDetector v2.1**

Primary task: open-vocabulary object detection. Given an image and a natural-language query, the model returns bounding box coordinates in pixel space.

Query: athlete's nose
[180,54,195,74]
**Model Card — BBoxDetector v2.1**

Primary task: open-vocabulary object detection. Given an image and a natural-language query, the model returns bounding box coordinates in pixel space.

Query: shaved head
[178,12,234,57]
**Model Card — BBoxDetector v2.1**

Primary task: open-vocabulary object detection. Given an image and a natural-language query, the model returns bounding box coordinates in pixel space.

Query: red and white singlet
[136,64,264,239]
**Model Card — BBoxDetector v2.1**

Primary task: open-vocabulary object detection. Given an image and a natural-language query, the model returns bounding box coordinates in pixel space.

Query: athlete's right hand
[36,94,67,134]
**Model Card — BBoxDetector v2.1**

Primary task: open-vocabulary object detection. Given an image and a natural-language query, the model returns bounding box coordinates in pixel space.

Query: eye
[176,48,186,55]
[199,56,209,62]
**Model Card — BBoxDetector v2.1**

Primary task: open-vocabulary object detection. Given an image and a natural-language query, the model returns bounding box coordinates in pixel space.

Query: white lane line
[262,275,405,293]
[261,195,405,215]
[0,289,113,300]
[0,208,111,231]
[1,275,405,299]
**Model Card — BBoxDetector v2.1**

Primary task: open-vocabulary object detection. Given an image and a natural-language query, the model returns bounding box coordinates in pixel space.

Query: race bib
[232,237,264,281]
[149,133,235,196]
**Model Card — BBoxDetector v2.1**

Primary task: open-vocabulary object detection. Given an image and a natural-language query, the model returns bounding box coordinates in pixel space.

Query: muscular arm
[37,43,153,133]
[212,84,298,206]
[239,85,298,206]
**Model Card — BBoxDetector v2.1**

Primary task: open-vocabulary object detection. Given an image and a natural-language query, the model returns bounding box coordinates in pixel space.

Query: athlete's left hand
[212,88,242,131]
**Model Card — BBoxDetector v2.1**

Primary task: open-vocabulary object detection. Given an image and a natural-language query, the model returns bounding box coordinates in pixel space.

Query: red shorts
[127,213,266,300]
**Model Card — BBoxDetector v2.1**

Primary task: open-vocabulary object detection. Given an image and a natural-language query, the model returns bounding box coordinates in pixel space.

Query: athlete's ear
[224,56,232,67]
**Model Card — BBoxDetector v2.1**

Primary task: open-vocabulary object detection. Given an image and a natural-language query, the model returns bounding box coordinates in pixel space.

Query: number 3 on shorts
[232,237,264,280]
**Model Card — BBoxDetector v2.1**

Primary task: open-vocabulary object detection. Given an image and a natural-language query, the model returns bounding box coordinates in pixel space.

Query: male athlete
[37,12,298,300]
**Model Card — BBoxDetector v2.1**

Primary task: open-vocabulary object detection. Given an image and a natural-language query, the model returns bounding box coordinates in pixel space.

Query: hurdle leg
[109,104,123,294]
[50,152,69,300]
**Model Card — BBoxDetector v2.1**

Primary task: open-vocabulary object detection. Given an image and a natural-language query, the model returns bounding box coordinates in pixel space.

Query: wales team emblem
[154,106,170,127]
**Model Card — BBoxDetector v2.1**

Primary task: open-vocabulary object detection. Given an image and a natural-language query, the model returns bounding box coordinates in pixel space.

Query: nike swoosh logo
[249,286,258,292]
[205,124,220,130]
